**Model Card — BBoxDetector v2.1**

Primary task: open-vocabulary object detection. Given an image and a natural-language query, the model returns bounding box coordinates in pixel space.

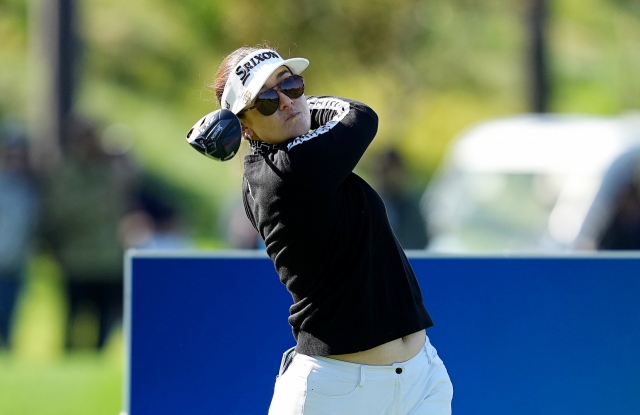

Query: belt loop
[358,365,366,387]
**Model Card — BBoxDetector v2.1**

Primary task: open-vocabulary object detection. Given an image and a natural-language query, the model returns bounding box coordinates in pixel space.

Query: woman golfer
[207,45,453,415]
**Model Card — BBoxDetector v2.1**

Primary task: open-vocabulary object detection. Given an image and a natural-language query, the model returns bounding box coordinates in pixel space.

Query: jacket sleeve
[283,96,379,190]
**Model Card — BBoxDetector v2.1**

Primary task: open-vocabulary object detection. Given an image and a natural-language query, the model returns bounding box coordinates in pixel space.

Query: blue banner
[124,252,640,415]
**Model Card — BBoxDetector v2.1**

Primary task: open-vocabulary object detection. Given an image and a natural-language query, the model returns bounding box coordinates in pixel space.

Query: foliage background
[0,0,638,413]
[2,0,639,241]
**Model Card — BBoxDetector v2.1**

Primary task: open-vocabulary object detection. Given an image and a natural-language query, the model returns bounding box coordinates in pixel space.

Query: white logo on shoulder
[286,98,350,151]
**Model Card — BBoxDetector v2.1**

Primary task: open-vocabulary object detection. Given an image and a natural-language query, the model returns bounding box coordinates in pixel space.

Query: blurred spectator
[598,178,640,250]
[221,199,264,249]
[42,115,139,350]
[372,149,428,249]
[0,123,39,349]
[119,175,192,250]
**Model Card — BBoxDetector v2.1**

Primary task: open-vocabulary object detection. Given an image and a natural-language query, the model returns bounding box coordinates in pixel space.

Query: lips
[285,111,300,122]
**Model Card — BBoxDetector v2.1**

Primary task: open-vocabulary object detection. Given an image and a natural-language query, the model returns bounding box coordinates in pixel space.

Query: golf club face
[186,109,242,162]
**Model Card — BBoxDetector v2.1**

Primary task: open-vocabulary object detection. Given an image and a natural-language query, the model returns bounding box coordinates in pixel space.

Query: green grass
[0,353,123,415]
[0,255,124,415]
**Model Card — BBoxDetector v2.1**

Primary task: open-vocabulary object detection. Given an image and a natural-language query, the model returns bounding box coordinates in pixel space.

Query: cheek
[297,101,312,131]
[291,112,311,137]
[252,117,276,138]
[302,111,312,131]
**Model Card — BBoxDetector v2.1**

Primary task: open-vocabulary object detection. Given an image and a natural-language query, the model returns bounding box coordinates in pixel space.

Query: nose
[277,89,293,112]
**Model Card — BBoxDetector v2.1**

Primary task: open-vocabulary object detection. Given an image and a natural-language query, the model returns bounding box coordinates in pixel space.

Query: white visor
[220,49,309,114]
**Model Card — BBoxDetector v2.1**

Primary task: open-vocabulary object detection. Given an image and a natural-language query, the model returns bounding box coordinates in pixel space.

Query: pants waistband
[292,335,434,382]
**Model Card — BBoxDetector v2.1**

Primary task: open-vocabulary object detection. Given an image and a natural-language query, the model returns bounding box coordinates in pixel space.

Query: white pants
[268,335,453,415]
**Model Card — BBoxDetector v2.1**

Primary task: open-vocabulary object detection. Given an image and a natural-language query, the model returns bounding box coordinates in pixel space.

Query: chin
[290,125,310,139]
[291,115,311,138]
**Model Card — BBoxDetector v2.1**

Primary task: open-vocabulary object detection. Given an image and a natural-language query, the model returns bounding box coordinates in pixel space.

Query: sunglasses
[240,74,305,116]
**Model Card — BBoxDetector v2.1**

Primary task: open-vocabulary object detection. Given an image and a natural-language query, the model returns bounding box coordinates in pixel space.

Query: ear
[241,124,255,140]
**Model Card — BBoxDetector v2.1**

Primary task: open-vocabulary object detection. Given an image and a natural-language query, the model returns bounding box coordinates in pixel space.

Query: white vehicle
[421,114,640,253]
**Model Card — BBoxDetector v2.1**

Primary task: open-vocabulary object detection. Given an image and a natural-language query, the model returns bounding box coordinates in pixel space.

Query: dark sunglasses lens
[255,89,279,116]
[280,75,305,99]
[253,75,305,116]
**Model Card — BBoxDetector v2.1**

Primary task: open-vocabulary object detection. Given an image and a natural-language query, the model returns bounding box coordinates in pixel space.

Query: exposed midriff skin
[327,329,426,365]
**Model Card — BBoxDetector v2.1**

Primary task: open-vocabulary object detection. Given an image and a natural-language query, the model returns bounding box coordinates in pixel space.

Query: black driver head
[186,109,242,162]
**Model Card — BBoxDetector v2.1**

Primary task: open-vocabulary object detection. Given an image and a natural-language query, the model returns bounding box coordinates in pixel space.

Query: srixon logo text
[236,51,280,85]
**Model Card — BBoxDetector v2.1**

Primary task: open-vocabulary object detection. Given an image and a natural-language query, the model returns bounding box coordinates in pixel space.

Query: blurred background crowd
[0,0,639,412]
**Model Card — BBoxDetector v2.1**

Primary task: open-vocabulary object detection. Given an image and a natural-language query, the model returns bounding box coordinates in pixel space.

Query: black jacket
[242,96,432,356]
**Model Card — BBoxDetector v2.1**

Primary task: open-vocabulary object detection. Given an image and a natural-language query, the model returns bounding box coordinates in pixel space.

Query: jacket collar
[248,139,278,155]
